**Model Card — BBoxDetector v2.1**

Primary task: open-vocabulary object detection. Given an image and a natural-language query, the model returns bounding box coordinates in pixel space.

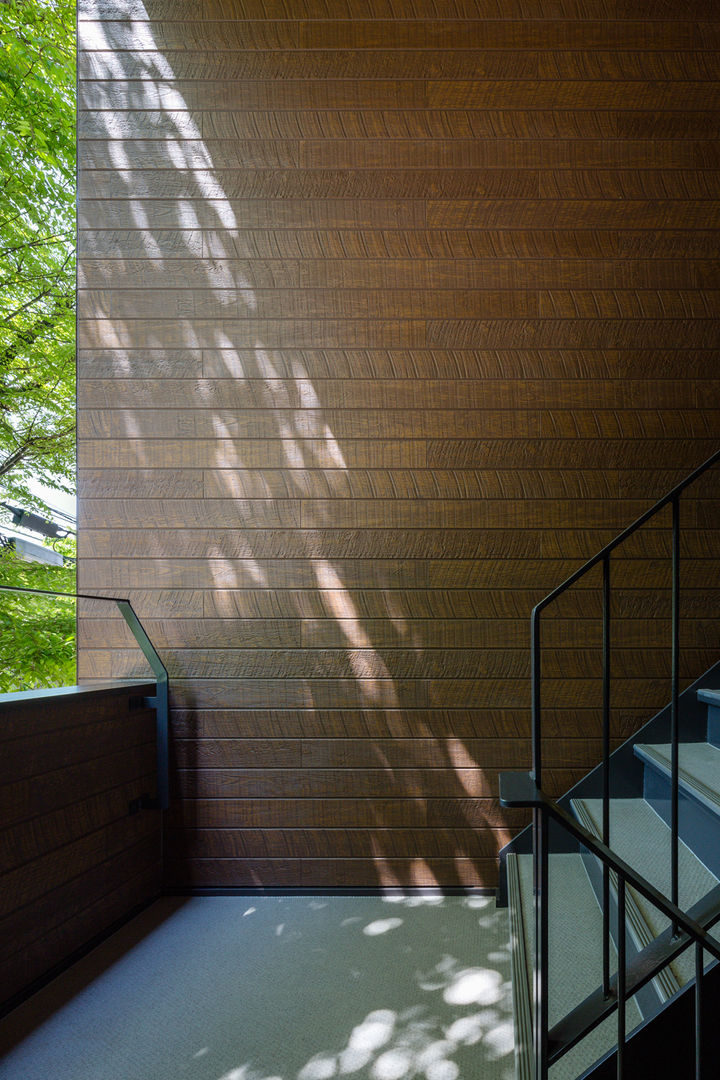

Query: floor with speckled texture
[0,894,514,1080]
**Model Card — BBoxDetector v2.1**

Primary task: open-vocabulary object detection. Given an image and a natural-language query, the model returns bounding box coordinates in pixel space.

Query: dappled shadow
[76,0,516,891]
[0,895,515,1080]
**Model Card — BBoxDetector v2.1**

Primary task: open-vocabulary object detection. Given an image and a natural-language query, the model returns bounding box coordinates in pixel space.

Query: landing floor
[0,894,514,1080]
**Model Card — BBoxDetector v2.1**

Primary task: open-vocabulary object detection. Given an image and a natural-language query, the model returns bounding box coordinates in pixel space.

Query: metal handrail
[0,583,169,810]
[520,447,720,1079]
[501,771,720,1076]
[531,447,720,784]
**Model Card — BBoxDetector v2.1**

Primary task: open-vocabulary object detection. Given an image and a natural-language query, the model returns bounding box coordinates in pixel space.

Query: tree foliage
[0,538,76,691]
[0,1,77,692]
[0,0,76,514]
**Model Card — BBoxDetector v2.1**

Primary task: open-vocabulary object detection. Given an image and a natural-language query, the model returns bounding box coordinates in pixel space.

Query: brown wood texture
[77,2,720,890]
[0,686,162,1010]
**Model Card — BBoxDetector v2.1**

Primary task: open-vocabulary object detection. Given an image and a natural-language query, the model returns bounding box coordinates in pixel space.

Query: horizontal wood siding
[0,684,162,1009]
[77,0,720,889]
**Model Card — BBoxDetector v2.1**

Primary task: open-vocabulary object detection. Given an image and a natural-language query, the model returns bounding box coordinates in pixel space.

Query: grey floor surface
[0,894,514,1080]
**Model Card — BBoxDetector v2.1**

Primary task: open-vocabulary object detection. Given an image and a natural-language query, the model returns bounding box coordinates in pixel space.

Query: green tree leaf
[0,0,76,516]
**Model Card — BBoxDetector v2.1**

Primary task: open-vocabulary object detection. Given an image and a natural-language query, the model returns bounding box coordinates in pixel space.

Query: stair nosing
[634,742,720,817]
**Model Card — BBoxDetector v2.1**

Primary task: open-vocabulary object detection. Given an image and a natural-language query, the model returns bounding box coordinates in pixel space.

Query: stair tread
[511,851,642,1080]
[698,688,720,706]
[573,797,719,994]
[634,741,720,816]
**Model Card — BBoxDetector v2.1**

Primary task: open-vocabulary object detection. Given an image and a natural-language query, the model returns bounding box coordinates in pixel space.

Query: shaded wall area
[77,0,720,889]
[0,683,161,1010]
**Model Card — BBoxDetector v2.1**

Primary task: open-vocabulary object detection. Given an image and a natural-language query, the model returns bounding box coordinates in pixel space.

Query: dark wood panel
[79,167,538,200]
[88,466,622,501]
[166,705,662,742]
[426,319,720,348]
[76,407,539,441]
[300,20,699,50]
[77,376,703,411]
[194,587,720,622]
[426,438,720,470]
[80,645,718,682]
[79,197,426,229]
[79,19,299,51]
[0,838,158,966]
[167,796,528,831]
[162,857,501,889]
[78,139,699,171]
[0,776,156,873]
[0,744,159,829]
[168,798,428,829]
[0,686,162,1007]
[173,766,582,801]
[77,436,426,468]
[169,707,530,739]
[77,0,720,890]
[0,866,159,1008]
[80,0,717,26]
[78,318,427,350]
[0,811,158,919]
[77,48,540,82]
[427,199,720,230]
[79,286,539,320]
[81,612,713,653]
[164,826,506,860]
[77,257,706,292]
[0,688,155,741]
[78,527,538,560]
[0,715,154,785]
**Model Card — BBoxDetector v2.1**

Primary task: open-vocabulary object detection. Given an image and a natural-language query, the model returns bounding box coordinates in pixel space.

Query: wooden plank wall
[77,0,720,890]
[0,684,161,1010]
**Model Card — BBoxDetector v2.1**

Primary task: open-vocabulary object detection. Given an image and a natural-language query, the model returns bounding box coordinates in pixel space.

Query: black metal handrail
[506,448,720,1078]
[0,583,169,810]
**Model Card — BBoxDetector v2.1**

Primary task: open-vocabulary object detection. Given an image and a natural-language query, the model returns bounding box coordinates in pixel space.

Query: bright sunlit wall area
[76,0,720,893]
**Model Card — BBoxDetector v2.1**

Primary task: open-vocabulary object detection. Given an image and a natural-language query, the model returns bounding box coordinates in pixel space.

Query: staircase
[498,450,720,1080]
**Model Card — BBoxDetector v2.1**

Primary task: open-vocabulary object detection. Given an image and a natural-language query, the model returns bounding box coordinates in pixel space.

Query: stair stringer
[577,960,720,1080]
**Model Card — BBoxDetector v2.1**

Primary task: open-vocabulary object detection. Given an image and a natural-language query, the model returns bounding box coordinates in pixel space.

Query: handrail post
[671,495,680,930]
[695,941,703,1080]
[531,607,546,1076]
[531,606,542,786]
[602,553,611,998]
[534,807,549,1080]
[617,874,626,1079]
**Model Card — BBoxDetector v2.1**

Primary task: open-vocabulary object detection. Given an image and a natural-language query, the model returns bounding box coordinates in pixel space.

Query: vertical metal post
[531,607,542,787]
[116,600,170,811]
[531,606,546,1078]
[695,941,703,1080]
[671,496,680,929]
[534,809,549,1080]
[602,554,611,998]
[617,874,626,1080]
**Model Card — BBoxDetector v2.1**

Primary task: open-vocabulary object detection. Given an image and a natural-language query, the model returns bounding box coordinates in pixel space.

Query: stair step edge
[571,798,680,1002]
[634,742,720,818]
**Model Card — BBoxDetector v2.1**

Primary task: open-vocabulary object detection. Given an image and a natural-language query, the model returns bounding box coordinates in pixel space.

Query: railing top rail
[0,583,131,603]
[0,582,168,680]
[532,447,720,619]
[0,579,170,809]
